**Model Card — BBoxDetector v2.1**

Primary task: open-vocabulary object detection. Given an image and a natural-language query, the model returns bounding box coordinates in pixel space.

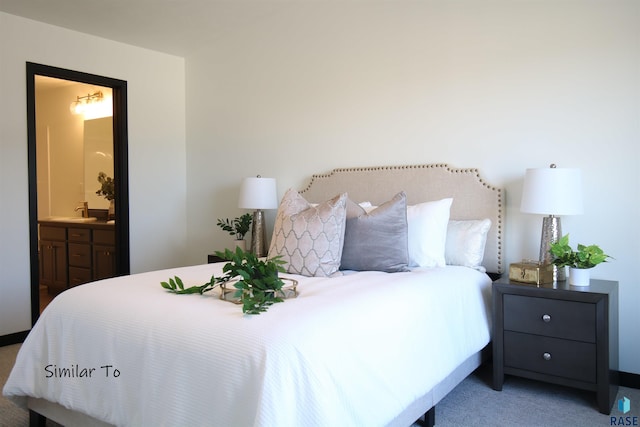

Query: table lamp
[520,164,583,281]
[238,176,278,257]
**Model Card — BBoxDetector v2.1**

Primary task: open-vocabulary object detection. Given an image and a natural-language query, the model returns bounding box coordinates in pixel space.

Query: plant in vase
[549,234,612,286]
[217,213,252,250]
[96,172,115,219]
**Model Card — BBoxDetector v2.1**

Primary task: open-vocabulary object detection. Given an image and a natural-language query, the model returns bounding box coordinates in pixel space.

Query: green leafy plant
[160,247,287,314]
[96,172,115,201]
[217,213,252,240]
[217,247,287,314]
[160,275,217,295]
[549,234,612,269]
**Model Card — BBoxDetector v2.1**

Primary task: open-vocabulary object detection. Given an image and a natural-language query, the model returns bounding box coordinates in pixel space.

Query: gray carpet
[2,343,638,426]
[434,363,640,426]
[1,344,28,427]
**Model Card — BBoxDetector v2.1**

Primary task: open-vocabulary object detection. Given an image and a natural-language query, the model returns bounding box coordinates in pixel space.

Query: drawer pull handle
[542,314,551,322]
[543,352,552,361]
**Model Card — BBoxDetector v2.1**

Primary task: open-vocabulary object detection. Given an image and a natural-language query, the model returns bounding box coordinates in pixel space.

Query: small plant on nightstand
[217,213,252,249]
[549,234,612,286]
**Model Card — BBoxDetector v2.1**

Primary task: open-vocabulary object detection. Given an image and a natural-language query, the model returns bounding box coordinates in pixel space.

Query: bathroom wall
[35,80,113,218]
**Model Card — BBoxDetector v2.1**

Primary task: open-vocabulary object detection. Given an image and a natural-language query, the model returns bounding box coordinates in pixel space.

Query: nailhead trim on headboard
[300,164,504,274]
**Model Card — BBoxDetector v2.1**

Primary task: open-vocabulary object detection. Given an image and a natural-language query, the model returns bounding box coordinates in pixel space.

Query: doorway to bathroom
[26,63,130,323]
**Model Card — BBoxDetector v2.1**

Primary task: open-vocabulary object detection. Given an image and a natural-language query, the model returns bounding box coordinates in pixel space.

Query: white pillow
[268,189,347,277]
[445,219,492,271]
[407,198,453,267]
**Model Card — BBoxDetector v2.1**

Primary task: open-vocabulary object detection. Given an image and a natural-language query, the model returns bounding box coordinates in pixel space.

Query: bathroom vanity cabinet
[39,226,68,294]
[39,220,115,294]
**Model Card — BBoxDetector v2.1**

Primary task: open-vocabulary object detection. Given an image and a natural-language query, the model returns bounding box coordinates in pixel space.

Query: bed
[4,163,504,427]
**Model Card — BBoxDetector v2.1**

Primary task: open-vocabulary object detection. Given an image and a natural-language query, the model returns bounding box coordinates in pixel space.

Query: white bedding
[4,264,492,427]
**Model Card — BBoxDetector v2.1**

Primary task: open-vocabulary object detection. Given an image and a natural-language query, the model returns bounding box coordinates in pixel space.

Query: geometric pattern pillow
[268,189,347,277]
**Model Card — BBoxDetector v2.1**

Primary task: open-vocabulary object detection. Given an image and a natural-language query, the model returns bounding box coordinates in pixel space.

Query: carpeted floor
[0,344,62,427]
[2,342,638,426]
[1,344,28,427]
[434,363,639,426]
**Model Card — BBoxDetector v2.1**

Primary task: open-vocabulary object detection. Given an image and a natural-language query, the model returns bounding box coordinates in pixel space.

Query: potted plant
[217,213,252,250]
[96,172,115,219]
[549,234,612,286]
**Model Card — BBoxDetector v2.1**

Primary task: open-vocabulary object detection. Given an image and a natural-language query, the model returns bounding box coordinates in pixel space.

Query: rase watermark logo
[611,397,637,426]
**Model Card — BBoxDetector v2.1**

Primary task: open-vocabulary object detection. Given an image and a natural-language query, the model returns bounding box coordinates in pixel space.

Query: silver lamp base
[539,215,565,282]
[250,210,268,257]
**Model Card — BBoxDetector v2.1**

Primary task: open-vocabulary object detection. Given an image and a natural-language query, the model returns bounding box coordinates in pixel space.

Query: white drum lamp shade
[521,167,583,216]
[238,177,278,211]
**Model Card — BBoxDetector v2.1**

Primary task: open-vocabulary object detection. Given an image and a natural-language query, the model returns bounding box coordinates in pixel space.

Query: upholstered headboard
[299,164,504,274]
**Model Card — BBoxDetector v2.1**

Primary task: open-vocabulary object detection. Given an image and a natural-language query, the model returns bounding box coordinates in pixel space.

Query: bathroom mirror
[84,117,114,211]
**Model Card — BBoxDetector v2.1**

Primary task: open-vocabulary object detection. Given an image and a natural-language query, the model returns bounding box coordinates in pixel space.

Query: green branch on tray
[160,247,287,315]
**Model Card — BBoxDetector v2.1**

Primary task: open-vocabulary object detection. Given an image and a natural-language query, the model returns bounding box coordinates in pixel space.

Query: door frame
[26,62,130,325]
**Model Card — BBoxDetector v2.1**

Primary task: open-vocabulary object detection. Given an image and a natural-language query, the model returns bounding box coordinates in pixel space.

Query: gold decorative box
[509,261,554,285]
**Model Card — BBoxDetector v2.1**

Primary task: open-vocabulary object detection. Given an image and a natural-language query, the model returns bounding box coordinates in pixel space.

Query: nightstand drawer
[504,331,596,383]
[504,295,596,342]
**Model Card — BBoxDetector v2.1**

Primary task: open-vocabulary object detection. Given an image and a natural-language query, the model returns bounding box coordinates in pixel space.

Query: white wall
[185,1,640,373]
[0,12,187,336]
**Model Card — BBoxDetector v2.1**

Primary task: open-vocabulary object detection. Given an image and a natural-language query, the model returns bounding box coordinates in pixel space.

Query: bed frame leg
[29,410,46,427]
[425,406,435,427]
[415,406,435,427]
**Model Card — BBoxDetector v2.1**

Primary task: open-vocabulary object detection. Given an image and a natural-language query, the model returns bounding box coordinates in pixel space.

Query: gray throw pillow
[340,192,409,272]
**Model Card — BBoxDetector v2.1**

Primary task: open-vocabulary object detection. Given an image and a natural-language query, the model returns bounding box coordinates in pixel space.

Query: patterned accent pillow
[268,189,347,277]
[340,192,409,272]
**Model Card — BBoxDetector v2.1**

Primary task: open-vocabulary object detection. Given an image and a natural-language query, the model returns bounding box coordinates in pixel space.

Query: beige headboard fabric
[299,164,504,274]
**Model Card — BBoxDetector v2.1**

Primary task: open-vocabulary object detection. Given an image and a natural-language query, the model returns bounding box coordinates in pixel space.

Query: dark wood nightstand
[207,254,225,263]
[492,278,619,414]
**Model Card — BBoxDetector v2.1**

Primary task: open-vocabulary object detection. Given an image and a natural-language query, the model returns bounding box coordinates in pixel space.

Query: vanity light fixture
[238,176,278,257]
[70,91,104,115]
[520,163,583,281]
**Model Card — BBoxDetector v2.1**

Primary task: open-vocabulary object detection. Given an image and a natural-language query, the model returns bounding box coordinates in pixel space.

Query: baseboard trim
[0,330,29,347]
[620,371,640,390]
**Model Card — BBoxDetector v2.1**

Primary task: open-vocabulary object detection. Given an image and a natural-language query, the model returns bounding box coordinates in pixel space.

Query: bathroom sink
[43,216,98,223]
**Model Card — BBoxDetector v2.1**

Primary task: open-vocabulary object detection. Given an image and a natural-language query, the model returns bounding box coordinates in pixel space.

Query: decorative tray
[219,278,298,304]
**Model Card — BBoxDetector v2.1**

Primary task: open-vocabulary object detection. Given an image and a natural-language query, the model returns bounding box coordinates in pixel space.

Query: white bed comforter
[4,264,491,427]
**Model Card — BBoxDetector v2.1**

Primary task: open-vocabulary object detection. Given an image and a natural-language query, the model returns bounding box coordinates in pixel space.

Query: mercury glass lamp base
[539,215,565,282]
[250,210,268,257]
